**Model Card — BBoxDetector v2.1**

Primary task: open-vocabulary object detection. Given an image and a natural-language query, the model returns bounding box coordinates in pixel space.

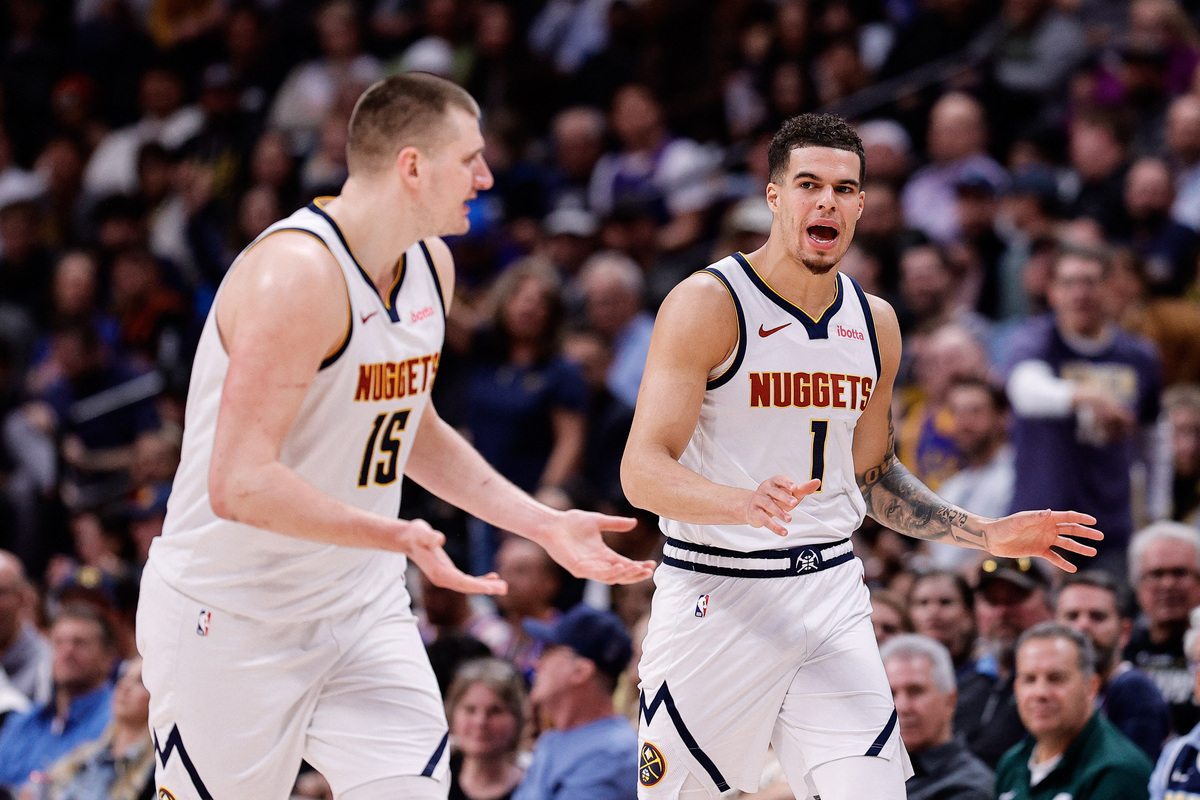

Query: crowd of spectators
[3,0,1200,797]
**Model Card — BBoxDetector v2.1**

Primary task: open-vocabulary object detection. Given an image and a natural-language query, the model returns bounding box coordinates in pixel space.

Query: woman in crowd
[446,658,529,800]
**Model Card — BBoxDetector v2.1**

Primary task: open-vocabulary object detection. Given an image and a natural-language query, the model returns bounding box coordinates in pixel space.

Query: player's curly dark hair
[767,113,865,185]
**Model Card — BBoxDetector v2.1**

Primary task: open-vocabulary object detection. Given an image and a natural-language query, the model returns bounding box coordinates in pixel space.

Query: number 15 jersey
[148,199,445,621]
[663,253,882,552]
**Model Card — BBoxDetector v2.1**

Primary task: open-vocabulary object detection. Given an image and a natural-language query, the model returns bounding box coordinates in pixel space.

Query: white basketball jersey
[148,199,446,620]
[662,253,882,551]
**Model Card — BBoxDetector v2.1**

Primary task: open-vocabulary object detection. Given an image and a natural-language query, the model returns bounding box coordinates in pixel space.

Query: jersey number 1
[810,420,827,488]
[358,410,411,487]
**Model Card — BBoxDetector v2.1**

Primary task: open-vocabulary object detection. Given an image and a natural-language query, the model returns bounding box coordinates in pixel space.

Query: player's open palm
[538,510,656,585]
[746,476,821,536]
[985,509,1103,572]
[400,518,508,595]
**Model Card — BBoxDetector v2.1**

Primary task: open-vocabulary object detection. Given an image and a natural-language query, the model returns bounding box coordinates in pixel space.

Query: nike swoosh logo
[758,322,792,337]
[360,311,379,324]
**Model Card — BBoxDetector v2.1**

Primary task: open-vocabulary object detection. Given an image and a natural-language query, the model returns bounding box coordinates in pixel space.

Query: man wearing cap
[512,604,638,800]
[960,557,1054,767]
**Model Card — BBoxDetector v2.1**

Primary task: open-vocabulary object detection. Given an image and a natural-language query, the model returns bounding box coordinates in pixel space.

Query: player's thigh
[339,775,448,800]
[306,608,450,795]
[806,755,907,800]
[138,566,331,800]
[771,611,909,783]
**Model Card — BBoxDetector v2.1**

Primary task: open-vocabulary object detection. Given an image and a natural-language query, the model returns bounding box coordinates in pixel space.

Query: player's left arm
[851,296,1102,572]
[406,239,655,586]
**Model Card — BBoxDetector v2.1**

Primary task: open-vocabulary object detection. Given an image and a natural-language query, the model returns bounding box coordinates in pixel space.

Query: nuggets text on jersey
[748,371,873,410]
[354,353,439,402]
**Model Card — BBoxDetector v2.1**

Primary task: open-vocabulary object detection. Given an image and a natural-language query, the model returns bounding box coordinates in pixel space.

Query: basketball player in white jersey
[620,113,1103,800]
[135,74,655,800]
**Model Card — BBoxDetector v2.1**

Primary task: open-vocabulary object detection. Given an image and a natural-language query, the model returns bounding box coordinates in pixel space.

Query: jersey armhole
[701,267,746,389]
[847,274,882,381]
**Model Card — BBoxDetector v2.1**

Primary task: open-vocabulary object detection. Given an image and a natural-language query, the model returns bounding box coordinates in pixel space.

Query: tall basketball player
[136,74,655,800]
[621,113,1102,800]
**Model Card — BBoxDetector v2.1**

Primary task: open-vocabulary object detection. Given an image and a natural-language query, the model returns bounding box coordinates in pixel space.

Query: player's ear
[766,183,779,211]
[396,146,421,184]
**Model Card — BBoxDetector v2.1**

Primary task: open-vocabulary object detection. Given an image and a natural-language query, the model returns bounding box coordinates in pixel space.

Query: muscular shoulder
[863,291,901,376]
[654,270,739,370]
[219,230,348,348]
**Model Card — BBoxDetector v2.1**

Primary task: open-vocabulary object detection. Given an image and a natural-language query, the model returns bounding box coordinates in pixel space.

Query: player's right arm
[620,273,818,536]
[205,233,501,594]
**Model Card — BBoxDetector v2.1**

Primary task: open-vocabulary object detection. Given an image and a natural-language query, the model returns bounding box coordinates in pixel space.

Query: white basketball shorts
[136,563,450,800]
[636,556,911,798]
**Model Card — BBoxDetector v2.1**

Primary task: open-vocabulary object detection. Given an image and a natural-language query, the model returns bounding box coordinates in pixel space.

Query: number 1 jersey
[663,253,882,551]
[148,199,445,621]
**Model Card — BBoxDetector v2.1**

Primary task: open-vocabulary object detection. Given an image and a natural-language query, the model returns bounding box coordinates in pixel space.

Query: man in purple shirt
[1003,243,1166,576]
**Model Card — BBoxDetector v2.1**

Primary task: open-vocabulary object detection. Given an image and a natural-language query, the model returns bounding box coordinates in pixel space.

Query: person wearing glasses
[1123,521,1200,736]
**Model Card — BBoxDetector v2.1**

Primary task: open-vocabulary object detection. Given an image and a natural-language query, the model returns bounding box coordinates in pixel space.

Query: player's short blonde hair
[346,73,480,175]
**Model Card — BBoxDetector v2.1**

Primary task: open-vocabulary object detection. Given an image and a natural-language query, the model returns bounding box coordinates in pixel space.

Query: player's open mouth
[806,224,839,249]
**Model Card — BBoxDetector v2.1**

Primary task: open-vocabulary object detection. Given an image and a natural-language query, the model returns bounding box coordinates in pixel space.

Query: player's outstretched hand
[400,519,508,595]
[537,509,656,585]
[984,509,1103,573]
[745,476,821,536]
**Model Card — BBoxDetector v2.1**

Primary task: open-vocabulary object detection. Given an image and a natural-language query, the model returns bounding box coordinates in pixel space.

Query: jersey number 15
[358,410,411,487]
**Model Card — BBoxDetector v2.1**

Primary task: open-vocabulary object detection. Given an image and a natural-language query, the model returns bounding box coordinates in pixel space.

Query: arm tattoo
[856,410,990,550]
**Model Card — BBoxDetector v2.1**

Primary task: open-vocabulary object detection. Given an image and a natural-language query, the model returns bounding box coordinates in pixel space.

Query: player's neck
[321,182,419,292]
[744,242,839,318]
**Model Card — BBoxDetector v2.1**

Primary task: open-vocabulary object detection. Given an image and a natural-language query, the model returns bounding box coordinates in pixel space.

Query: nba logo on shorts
[695,595,709,618]
[196,610,211,636]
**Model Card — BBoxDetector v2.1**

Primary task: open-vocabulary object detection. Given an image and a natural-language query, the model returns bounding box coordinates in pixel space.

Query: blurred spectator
[1112,155,1200,297]
[907,571,995,741]
[1064,109,1131,233]
[37,656,153,800]
[416,572,510,657]
[895,243,990,339]
[493,537,564,681]
[445,658,528,800]
[0,195,56,329]
[1003,245,1167,575]
[588,84,720,254]
[544,106,607,217]
[1110,249,1200,387]
[560,329,633,514]
[856,119,913,188]
[1124,521,1200,736]
[247,130,301,211]
[0,355,58,575]
[268,0,381,156]
[1165,385,1200,522]
[853,180,923,297]
[994,168,1063,322]
[513,604,636,800]
[1126,0,1200,95]
[964,557,1054,767]
[997,623,1152,800]
[82,66,204,199]
[527,0,615,78]
[459,260,586,573]
[108,246,189,374]
[576,251,654,409]
[0,604,116,791]
[897,325,990,491]
[926,378,1015,570]
[900,92,1007,245]
[871,587,914,647]
[35,137,87,250]
[1055,570,1171,759]
[0,551,50,705]
[1149,607,1200,799]
[881,634,993,800]
[952,171,1006,320]
[1166,93,1200,230]
[299,113,350,200]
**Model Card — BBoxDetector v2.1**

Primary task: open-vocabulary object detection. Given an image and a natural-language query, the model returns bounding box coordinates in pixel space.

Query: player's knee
[809,754,906,800]
[338,774,447,800]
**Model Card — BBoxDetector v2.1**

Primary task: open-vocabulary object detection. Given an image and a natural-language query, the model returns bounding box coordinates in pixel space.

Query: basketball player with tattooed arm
[620,113,1102,800]
[135,73,655,800]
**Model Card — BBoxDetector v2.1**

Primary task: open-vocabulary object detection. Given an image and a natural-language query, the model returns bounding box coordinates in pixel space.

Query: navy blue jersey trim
[421,732,449,777]
[319,329,352,370]
[307,200,387,312]
[700,267,746,389]
[384,253,406,323]
[848,275,881,380]
[732,252,843,339]
[640,685,730,792]
[419,240,447,318]
[865,709,898,757]
[666,537,850,559]
[155,725,214,799]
